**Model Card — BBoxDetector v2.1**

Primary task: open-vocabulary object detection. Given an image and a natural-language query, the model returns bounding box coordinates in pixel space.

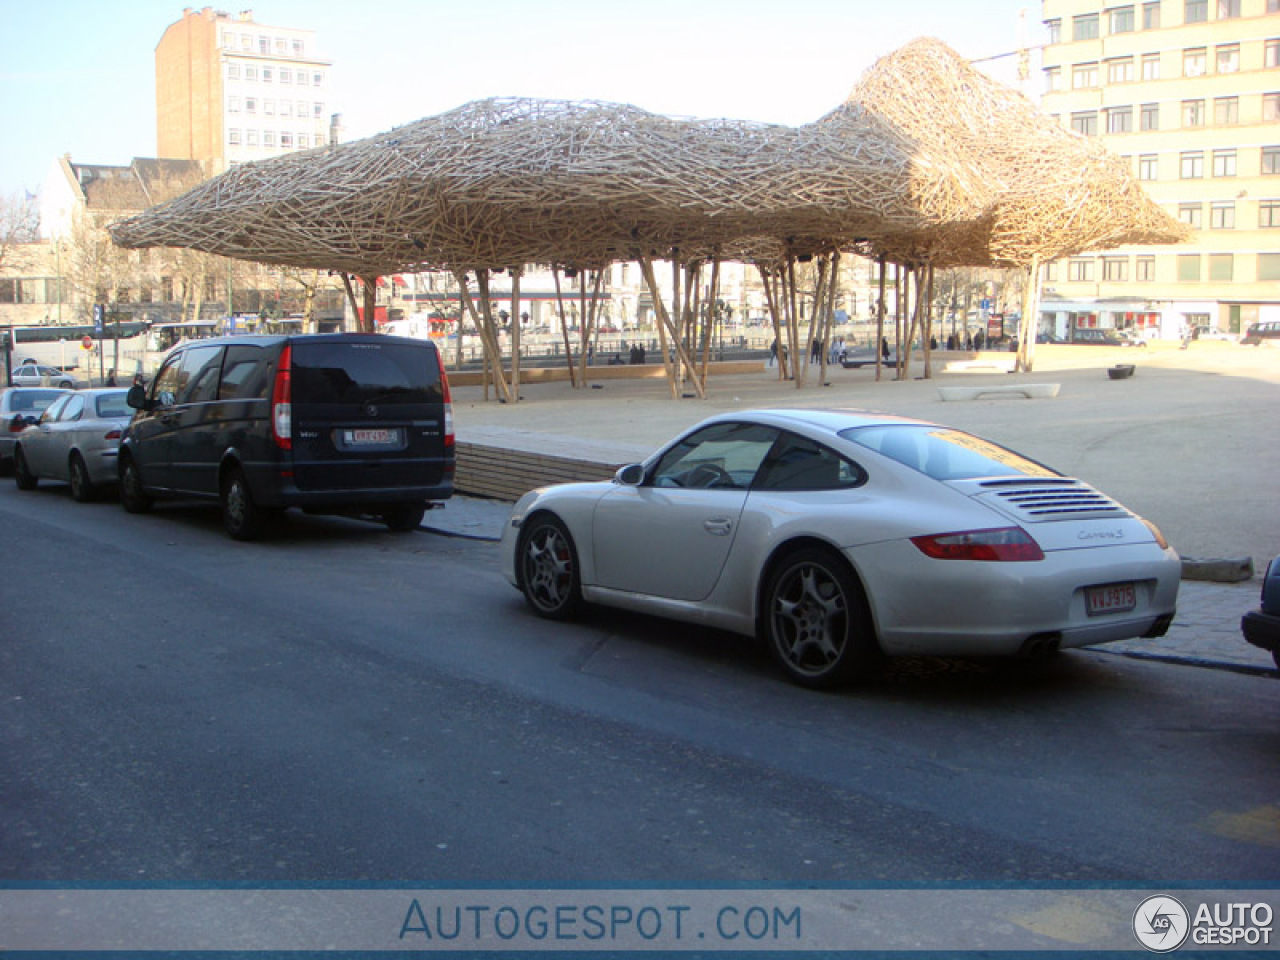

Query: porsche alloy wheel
[518,514,582,620]
[764,547,879,688]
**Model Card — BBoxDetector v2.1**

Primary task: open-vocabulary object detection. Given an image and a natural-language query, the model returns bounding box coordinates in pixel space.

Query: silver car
[13,388,133,501]
[10,363,83,389]
[0,387,70,473]
[500,409,1182,688]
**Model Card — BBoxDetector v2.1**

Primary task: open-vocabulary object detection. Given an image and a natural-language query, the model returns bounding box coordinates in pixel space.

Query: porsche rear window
[841,425,1059,481]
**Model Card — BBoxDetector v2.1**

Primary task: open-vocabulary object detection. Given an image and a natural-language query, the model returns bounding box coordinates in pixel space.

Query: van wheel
[383,502,425,532]
[119,457,153,513]
[221,466,265,541]
[14,448,37,490]
[69,453,95,502]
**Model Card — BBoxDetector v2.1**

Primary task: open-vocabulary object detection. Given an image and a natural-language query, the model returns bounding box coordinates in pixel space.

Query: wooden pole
[874,255,887,382]
[509,266,522,401]
[552,268,578,387]
[638,256,679,399]
[1017,257,1042,373]
[922,263,934,380]
[758,264,787,381]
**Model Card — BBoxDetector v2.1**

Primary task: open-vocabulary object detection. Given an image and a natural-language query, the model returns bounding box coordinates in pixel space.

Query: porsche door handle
[703,517,733,536]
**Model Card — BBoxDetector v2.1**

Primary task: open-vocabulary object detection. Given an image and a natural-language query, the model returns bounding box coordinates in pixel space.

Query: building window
[1044,67,1062,92]
[1217,0,1240,15]
[247,130,259,146]
[1185,0,1208,21]
[228,129,242,146]
[1045,18,1063,43]
[1069,259,1094,281]
[1260,254,1280,281]
[1110,5,1136,32]
[280,101,292,117]
[227,64,240,80]
[1141,102,1159,130]
[1266,93,1280,121]
[297,134,308,148]
[1178,203,1203,227]
[281,132,294,148]
[1143,1,1161,27]
[264,131,277,148]
[228,97,241,113]
[1182,99,1205,127]
[1208,254,1233,281]
[221,32,234,50]
[1107,57,1134,82]
[1180,151,1204,178]
[1137,256,1155,280]
[1073,63,1100,88]
[1210,202,1235,229]
[292,39,304,56]
[1043,261,1059,281]
[240,34,251,51]
[263,68,273,83]
[264,100,275,116]
[1107,106,1134,133]
[280,68,292,84]
[1141,53,1161,79]
[275,38,286,53]
[1217,44,1240,73]
[1138,153,1158,179]
[1263,146,1280,174]
[1261,200,1280,227]
[258,36,269,54]
[1103,257,1129,280]
[313,103,324,119]
[245,98,257,114]
[1071,111,1098,136]
[1183,48,1206,76]
[244,66,258,81]
[1213,149,1237,176]
[1074,13,1100,39]
[313,72,323,86]
[297,100,307,116]
[1177,255,1201,281]
[1214,97,1238,125]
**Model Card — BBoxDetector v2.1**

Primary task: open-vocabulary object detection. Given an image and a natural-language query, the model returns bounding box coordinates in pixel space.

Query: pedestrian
[769,339,778,367]
[881,337,891,360]
[106,369,117,387]
[810,338,822,364]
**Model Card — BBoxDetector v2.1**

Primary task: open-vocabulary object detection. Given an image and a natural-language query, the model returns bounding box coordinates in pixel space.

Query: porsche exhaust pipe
[1018,632,1061,661]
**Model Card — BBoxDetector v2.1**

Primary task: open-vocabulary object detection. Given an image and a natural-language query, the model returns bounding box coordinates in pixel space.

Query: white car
[10,363,82,389]
[500,409,1181,688]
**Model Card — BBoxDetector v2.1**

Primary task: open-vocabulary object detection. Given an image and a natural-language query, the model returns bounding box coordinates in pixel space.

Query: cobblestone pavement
[422,497,1279,678]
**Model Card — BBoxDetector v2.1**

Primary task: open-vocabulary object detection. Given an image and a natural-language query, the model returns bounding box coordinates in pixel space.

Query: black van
[119,333,454,540]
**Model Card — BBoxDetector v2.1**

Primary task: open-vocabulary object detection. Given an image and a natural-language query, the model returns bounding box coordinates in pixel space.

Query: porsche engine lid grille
[980,478,1127,519]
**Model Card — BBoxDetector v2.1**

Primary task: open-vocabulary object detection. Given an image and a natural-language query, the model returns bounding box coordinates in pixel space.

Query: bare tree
[0,191,40,273]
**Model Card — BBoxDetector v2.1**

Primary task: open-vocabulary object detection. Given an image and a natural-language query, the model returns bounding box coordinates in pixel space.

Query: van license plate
[345,428,396,446]
[1086,582,1136,616]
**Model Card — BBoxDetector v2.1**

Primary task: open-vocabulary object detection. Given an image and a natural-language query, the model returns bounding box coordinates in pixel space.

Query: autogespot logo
[1134,895,1191,952]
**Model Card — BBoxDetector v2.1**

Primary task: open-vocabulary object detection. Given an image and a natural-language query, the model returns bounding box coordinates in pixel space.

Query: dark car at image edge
[1242,554,1280,673]
[118,332,454,540]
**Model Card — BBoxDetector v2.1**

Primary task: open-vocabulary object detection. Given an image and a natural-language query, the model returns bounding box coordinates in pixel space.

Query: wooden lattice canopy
[110,38,1186,274]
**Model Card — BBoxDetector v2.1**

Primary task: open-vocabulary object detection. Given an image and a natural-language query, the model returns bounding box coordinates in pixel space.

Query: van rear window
[291,342,442,404]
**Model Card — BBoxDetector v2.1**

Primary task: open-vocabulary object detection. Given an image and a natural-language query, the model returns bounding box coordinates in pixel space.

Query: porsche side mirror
[615,463,645,486]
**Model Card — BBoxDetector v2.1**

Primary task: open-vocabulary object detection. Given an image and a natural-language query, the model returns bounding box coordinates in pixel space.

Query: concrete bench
[937,383,1060,402]
[943,358,1017,373]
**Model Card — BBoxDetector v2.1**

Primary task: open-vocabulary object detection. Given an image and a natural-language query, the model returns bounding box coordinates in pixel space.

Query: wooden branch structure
[109,37,1188,387]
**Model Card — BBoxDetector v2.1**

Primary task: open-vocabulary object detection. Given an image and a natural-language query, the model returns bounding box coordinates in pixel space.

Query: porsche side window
[651,422,778,489]
[757,434,866,491]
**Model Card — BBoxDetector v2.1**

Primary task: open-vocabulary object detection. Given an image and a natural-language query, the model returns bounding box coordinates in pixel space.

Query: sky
[0,0,1040,199]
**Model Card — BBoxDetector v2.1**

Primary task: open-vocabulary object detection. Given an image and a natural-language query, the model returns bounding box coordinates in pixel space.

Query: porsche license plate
[344,428,395,446]
[1086,582,1137,616]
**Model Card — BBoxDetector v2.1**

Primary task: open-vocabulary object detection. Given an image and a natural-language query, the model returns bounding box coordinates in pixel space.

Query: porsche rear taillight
[911,527,1045,562]
[271,344,292,450]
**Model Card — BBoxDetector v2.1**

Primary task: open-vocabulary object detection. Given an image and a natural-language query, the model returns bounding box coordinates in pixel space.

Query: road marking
[1207,805,1280,848]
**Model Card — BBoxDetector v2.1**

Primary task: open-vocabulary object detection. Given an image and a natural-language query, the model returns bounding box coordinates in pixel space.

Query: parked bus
[147,320,222,352]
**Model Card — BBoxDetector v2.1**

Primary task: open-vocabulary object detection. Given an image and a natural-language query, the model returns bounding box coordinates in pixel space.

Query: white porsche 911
[499,409,1180,688]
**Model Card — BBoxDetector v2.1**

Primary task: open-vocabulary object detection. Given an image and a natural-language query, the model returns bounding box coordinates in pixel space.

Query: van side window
[178,346,225,404]
[151,353,185,407]
[218,345,272,400]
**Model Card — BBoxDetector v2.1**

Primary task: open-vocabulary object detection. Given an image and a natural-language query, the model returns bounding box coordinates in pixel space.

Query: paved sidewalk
[420,495,1278,677]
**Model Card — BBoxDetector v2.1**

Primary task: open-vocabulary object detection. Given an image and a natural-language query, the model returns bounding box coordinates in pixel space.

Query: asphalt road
[2,481,1277,887]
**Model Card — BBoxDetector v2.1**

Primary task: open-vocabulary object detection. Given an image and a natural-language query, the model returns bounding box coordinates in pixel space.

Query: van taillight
[272,344,292,450]
[440,367,454,448]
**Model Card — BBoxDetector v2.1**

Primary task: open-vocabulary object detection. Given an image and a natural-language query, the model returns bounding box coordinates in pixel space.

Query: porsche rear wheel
[763,547,879,688]
[518,514,582,620]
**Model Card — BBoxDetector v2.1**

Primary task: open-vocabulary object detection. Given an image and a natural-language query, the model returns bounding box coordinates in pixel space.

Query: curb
[1182,556,1255,583]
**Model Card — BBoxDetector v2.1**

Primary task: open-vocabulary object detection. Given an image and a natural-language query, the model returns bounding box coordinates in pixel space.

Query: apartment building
[1040,0,1280,339]
[156,7,335,174]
